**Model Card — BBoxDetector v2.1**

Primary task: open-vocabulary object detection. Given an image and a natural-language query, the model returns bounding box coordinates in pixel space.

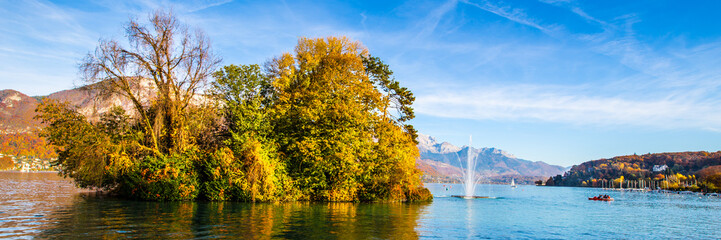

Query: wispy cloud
[91,0,233,15]
[461,0,559,35]
[0,46,74,61]
[360,12,367,28]
[402,0,721,131]
[0,0,237,95]
[415,84,721,130]
[0,0,96,48]
[461,0,679,85]
[0,0,99,95]
[535,1,684,87]
[185,0,233,13]
[415,0,459,39]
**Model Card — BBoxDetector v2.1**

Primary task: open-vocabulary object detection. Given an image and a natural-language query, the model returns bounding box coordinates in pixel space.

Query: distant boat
[511,178,517,188]
[589,196,614,201]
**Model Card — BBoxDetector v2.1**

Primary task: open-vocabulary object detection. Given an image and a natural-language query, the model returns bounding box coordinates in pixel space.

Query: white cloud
[415,84,721,130]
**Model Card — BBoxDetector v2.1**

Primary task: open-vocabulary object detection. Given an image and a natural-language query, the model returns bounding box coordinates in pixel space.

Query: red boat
[588,196,614,201]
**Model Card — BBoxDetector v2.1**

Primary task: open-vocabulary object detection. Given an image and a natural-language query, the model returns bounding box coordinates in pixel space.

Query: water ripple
[2,173,721,239]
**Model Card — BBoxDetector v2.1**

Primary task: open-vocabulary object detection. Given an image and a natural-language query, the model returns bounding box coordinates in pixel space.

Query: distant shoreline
[0,170,59,173]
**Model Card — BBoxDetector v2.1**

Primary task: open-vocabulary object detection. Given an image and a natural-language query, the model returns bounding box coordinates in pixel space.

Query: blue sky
[3,0,721,166]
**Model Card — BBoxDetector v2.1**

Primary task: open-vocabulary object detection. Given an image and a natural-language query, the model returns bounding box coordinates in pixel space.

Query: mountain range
[1,86,565,181]
[0,83,146,134]
[415,134,566,182]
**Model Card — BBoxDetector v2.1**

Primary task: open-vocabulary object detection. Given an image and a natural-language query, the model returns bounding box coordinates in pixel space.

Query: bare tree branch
[80,9,220,155]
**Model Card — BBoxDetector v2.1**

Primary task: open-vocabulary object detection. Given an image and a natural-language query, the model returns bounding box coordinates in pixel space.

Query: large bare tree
[80,10,220,156]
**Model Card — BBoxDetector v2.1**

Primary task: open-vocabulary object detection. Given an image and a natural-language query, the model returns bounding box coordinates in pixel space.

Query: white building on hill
[652,165,668,172]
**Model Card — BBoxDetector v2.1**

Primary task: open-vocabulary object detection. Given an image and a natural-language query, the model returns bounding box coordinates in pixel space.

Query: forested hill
[547,151,721,187]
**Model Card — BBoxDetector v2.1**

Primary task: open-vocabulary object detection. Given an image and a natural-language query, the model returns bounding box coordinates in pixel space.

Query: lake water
[1,172,720,239]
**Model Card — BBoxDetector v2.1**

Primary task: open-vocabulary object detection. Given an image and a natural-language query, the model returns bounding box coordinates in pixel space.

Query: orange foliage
[0,132,57,159]
[696,165,721,180]
[0,156,13,170]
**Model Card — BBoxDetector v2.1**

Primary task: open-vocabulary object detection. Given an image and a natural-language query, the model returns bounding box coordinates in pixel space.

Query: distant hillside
[0,80,156,135]
[46,87,119,121]
[46,79,160,122]
[0,90,41,134]
[0,90,60,159]
[547,151,721,187]
[0,83,145,158]
[416,134,565,182]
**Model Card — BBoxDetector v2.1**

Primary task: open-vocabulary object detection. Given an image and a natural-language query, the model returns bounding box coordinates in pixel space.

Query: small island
[32,10,431,202]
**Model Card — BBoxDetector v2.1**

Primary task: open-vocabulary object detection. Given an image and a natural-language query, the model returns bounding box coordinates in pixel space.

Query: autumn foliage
[33,10,430,202]
[0,156,13,170]
[0,132,56,159]
[547,151,721,190]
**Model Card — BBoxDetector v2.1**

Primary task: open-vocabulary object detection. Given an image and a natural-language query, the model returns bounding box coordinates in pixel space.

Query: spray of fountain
[464,135,476,197]
[452,135,489,199]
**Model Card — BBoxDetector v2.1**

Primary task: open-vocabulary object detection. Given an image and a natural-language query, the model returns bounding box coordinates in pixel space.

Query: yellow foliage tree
[676,173,687,182]
[613,176,625,185]
[264,36,428,202]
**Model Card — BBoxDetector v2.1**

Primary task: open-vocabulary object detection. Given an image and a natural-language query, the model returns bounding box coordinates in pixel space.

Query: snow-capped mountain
[415,134,565,178]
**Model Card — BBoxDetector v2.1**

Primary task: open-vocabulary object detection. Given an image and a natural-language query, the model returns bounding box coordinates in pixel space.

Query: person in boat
[603,195,609,199]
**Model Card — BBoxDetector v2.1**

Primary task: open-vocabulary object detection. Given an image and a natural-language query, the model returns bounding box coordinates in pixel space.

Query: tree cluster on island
[34,10,431,202]
[542,151,721,192]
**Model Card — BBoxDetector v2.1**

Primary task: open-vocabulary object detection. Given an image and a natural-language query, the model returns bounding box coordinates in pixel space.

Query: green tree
[202,64,292,202]
[362,55,418,142]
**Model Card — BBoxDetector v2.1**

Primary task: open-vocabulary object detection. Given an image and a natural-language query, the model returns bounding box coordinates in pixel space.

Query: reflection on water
[0,172,427,239]
[37,200,427,239]
[464,199,474,239]
[4,172,721,239]
[0,171,86,239]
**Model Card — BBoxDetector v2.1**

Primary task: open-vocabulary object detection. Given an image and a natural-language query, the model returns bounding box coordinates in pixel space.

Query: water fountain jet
[452,135,492,199]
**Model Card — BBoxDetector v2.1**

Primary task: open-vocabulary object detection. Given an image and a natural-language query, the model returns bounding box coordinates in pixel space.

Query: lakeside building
[653,165,668,172]
[1,154,57,171]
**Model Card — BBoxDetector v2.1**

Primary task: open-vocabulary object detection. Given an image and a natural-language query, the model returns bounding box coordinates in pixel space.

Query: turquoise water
[424,183,720,239]
[1,172,720,239]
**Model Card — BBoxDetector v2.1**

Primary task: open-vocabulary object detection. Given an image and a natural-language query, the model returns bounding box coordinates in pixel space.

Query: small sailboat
[511,178,517,188]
